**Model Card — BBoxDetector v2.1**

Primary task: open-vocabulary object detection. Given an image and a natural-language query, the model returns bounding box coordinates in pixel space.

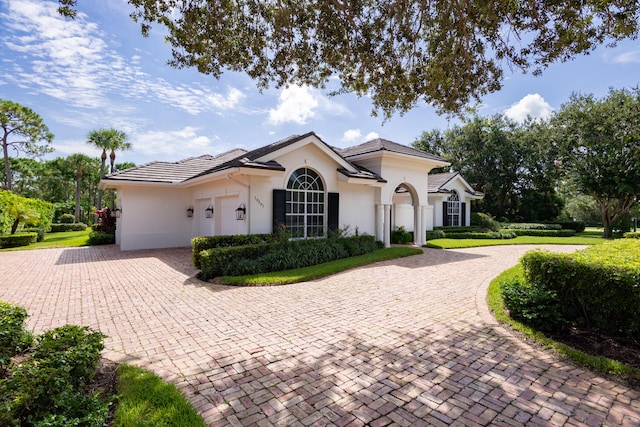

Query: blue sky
[1,0,639,167]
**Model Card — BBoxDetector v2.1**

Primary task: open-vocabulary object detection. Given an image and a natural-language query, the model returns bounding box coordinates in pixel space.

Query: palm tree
[86,128,129,208]
[66,153,93,222]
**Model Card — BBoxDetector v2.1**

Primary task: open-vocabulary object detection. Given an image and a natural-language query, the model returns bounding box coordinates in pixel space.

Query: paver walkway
[0,245,638,426]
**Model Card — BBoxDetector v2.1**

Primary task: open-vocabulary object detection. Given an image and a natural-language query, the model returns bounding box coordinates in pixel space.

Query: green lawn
[0,229,92,252]
[425,229,608,249]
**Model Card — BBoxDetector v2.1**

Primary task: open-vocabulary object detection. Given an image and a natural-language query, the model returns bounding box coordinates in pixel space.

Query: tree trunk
[3,138,12,191]
[11,218,19,234]
[602,223,613,239]
[75,169,82,222]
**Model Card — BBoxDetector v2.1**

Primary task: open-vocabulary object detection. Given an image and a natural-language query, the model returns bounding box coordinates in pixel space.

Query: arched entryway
[376,182,426,248]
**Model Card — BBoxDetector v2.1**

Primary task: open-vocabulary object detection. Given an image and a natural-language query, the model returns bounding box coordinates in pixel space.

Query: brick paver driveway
[1,245,638,426]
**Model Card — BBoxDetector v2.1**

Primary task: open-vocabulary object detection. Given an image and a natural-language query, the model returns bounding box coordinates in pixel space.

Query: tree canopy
[59,0,639,117]
[553,87,640,238]
[1,100,54,191]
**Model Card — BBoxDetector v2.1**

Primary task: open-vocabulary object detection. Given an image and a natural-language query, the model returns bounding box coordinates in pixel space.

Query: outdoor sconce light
[111,206,122,218]
[235,203,246,221]
[186,206,194,218]
[205,205,214,218]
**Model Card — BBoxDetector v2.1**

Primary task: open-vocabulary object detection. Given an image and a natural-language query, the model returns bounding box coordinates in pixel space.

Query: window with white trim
[447,191,461,226]
[286,168,325,238]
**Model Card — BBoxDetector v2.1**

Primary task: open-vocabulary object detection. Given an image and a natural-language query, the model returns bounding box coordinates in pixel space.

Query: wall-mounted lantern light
[235,203,246,221]
[111,206,122,218]
[205,205,214,218]
[186,206,194,218]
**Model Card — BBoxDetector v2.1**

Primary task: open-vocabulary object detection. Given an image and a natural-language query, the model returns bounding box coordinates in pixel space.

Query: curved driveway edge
[0,245,638,426]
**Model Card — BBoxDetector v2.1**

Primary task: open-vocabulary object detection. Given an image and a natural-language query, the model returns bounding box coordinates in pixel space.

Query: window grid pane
[285,168,325,238]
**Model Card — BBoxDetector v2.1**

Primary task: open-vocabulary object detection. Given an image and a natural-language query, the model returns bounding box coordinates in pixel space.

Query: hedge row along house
[101,132,483,250]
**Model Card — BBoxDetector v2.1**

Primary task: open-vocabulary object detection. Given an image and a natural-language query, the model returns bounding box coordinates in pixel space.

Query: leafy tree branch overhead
[57,0,639,118]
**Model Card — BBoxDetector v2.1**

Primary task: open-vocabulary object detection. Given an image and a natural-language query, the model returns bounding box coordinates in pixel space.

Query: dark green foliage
[443,231,516,239]
[501,223,561,230]
[425,230,446,241]
[546,220,586,233]
[0,316,109,427]
[0,302,32,369]
[87,231,115,245]
[191,234,279,269]
[0,233,36,248]
[391,226,413,244]
[93,208,116,234]
[470,212,501,231]
[49,223,87,232]
[199,235,383,280]
[520,240,640,335]
[506,229,576,237]
[58,213,76,224]
[23,227,46,242]
[434,226,482,232]
[500,277,565,331]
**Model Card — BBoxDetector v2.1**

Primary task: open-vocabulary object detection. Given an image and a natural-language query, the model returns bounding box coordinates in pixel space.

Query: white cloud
[611,49,640,64]
[1,0,244,115]
[131,127,222,160]
[268,85,319,125]
[504,94,553,123]
[341,129,379,144]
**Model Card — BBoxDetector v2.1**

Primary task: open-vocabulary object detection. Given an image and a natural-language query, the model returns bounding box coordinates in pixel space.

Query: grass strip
[487,265,640,381]
[114,365,206,427]
[220,246,423,286]
[426,233,607,249]
[0,229,92,251]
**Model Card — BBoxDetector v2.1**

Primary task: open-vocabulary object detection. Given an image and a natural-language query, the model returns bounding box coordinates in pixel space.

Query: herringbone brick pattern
[0,245,638,426]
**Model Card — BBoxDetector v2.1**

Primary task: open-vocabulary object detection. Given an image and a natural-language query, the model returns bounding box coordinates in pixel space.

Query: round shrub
[500,277,565,331]
[470,212,501,231]
[58,213,76,224]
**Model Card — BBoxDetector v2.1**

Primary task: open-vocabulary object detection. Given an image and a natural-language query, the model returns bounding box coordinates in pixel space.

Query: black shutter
[273,189,286,233]
[442,201,449,226]
[461,202,467,227]
[328,192,339,233]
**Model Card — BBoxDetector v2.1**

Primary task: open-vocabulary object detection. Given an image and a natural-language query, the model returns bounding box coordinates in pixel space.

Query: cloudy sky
[1,0,639,166]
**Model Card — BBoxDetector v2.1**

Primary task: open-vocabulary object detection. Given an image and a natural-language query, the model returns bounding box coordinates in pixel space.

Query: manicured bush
[520,239,640,335]
[624,231,640,238]
[88,231,115,245]
[199,235,383,280]
[0,316,109,427]
[500,276,565,331]
[442,231,516,239]
[391,226,413,244]
[501,223,561,230]
[50,223,88,232]
[0,302,32,369]
[58,213,76,224]
[0,233,37,248]
[506,229,576,237]
[470,212,501,231]
[23,227,46,242]
[434,226,482,232]
[546,220,586,233]
[192,233,278,269]
[425,230,446,240]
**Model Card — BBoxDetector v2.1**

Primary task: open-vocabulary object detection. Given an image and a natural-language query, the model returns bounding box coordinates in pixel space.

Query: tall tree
[553,88,640,238]
[413,115,562,221]
[86,128,128,208]
[60,1,639,117]
[66,153,94,222]
[0,100,54,191]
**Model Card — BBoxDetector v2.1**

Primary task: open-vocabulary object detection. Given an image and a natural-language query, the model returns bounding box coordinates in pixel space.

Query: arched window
[447,191,461,226]
[286,168,325,238]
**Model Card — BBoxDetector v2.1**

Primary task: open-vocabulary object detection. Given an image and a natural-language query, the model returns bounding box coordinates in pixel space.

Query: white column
[415,205,424,246]
[384,204,391,248]
[376,204,384,243]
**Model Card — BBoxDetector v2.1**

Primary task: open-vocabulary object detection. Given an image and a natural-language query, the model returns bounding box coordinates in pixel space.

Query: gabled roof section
[103,149,247,184]
[428,171,484,197]
[339,138,449,163]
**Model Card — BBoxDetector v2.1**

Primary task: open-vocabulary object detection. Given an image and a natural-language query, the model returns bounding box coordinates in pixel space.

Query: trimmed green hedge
[199,235,383,280]
[546,220,586,233]
[50,223,88,232]
[434,226,483,232]
[191,234,279,269]
[501,223,562,230]
[88,232,115,245]
[518,239,640,335]
[0,233,36,249]
[624,231,640,238]
[505,229,576,237]
[443,231,517,239]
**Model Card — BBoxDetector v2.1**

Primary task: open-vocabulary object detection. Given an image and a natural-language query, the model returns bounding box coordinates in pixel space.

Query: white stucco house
[100,132,481,251]
[427,172,485,227]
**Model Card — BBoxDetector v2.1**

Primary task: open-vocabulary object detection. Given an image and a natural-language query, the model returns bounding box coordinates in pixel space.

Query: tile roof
[339,138,448,163]
[427,172,459,192]
[103,149,248,184]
